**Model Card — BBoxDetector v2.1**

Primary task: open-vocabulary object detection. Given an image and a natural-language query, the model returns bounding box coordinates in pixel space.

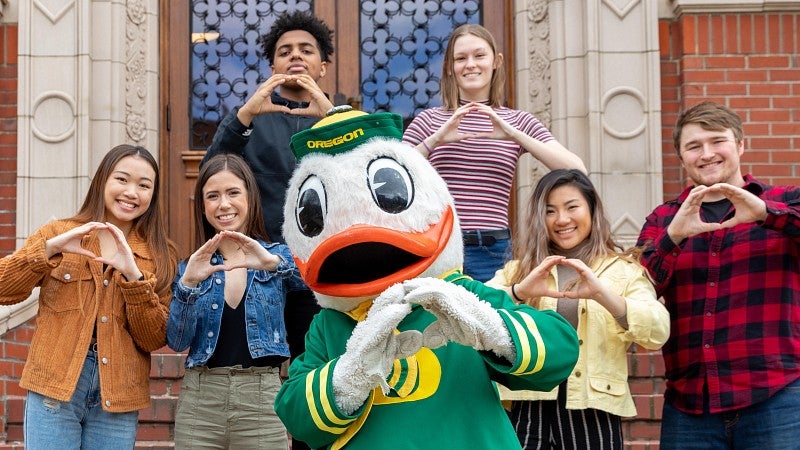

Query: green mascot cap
[290,106,404,161]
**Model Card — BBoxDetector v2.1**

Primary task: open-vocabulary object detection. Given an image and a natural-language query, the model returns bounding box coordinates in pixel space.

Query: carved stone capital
[126,0,148,143]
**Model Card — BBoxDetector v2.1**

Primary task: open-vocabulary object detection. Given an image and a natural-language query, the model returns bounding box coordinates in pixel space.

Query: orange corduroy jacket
[0,220,171,412]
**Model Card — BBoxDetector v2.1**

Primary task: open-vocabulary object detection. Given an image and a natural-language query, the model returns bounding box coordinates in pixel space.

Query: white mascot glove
[332,283,423,415]
[402,277,516,363]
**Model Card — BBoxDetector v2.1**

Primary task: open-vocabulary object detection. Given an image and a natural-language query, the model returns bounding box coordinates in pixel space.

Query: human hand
[514,255,570,302]
[428,102,487,147]
[180,233,227,287]
[215,230,282,271]
[557,258,605,301]
[237,75,293,125]
[45,221,108,259]
[666,185,724,243]
[180,232,282,287]
[469,102,520,141]
[707,183,768,228]
[285,74,334,118]
[558,258,627,318]
[94,222,142,281]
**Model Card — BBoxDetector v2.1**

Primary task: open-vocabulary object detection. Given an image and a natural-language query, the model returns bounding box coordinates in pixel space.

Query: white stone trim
[0,291,39,336]
[522,0,663,248]
[6,1,160,336]
[0,0,18,22]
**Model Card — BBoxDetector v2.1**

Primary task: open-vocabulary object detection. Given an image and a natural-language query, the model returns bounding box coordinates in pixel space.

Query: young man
[636,101,800,449]
[200,12,334,449]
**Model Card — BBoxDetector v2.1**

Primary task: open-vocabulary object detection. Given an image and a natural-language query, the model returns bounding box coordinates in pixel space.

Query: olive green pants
[174,365,288,449]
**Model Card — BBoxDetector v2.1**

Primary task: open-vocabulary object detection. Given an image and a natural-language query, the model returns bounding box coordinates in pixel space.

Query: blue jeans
[660,378,800,450]
[24,349,139,450]
[463,238,510,282]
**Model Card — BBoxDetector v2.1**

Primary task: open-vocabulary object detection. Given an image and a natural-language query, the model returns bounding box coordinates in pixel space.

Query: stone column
[515,0,663,247]
[17,0,158,242]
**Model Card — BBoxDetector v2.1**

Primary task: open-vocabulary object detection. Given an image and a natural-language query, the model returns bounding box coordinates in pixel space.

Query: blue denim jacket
[166,241,307,368]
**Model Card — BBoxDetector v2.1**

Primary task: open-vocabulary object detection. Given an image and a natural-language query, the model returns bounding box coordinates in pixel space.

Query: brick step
[0,443,24,450]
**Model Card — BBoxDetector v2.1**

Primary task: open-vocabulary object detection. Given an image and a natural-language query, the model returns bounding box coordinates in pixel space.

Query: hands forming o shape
[284,74,334,117]
[555,258,606,301]
[667,183,767,244]
[180,231,281,288]
[241,76,293,117]
[430,102,519,146]
[240,74,333,121]
[45,222,142,281]
[514,255,570,302]
[515,256,613,306]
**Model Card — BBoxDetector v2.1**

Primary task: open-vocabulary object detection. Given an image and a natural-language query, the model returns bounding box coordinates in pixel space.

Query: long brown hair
[69,144,177,296]
[509,169,639,284]
[440,24,505,109]
[193,154,269,248]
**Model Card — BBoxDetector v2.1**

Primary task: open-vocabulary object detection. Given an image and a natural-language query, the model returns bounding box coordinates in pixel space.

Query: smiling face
[103,155,155,233]
[679,123,745,188]
[202,170,249,233]
[545,185,592,251]
[451,33,500,101]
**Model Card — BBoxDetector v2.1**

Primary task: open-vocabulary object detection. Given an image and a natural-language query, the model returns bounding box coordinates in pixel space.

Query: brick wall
[624,345,666,449]
[0,20,20,450]
[136,351,184,449]
[660,12,800,201]
[0,22,15,255]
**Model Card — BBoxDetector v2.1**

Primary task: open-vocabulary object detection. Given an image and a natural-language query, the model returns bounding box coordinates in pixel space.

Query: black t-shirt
[701,198,732,223]
[205,298,286,369]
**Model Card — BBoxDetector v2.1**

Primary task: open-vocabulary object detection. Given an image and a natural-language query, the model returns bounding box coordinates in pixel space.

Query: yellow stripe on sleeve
[305,364,352,433]
[498,309,531,373]
[511,310,546,375]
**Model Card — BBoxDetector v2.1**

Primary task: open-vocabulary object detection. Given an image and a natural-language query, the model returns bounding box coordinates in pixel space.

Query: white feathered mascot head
[283,107,463,312]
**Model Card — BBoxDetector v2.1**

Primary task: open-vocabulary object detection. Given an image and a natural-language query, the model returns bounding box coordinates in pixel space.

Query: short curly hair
[260,11,334,65]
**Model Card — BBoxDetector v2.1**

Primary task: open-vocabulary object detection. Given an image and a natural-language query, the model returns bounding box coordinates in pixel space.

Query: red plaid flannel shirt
[637,175,800,414]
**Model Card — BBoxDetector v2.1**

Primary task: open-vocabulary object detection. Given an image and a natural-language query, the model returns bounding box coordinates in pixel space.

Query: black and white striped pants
[508,382,623,450]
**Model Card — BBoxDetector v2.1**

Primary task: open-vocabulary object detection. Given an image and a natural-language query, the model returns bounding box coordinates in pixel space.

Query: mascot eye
[296,175,327,237]
[367,157,414,214]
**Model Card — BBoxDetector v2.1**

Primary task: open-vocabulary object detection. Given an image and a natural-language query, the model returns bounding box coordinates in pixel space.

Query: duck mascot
[274,107,579,449]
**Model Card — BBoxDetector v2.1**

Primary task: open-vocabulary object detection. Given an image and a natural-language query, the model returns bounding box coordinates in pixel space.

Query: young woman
[487,169,670,449]
[167,154,306,449]
[0,144,177,448]
[403,24,586,282]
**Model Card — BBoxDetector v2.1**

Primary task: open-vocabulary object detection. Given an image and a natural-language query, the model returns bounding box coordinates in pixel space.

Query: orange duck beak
[294,206,454,297]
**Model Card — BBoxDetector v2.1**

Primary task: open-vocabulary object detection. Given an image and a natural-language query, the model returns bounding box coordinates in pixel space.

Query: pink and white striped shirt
[403,105,554,231]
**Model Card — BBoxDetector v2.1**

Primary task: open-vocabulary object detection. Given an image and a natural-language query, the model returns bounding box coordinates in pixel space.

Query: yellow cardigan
[0,220,170,412]
[486,256,670,417]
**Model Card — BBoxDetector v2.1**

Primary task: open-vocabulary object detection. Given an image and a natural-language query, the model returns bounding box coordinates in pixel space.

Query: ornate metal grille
[189,1,481,148]
[360,1,480,120]
[190,1,314,148]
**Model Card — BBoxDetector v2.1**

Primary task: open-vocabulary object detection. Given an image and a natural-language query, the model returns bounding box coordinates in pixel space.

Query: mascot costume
[275,107,579,449]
